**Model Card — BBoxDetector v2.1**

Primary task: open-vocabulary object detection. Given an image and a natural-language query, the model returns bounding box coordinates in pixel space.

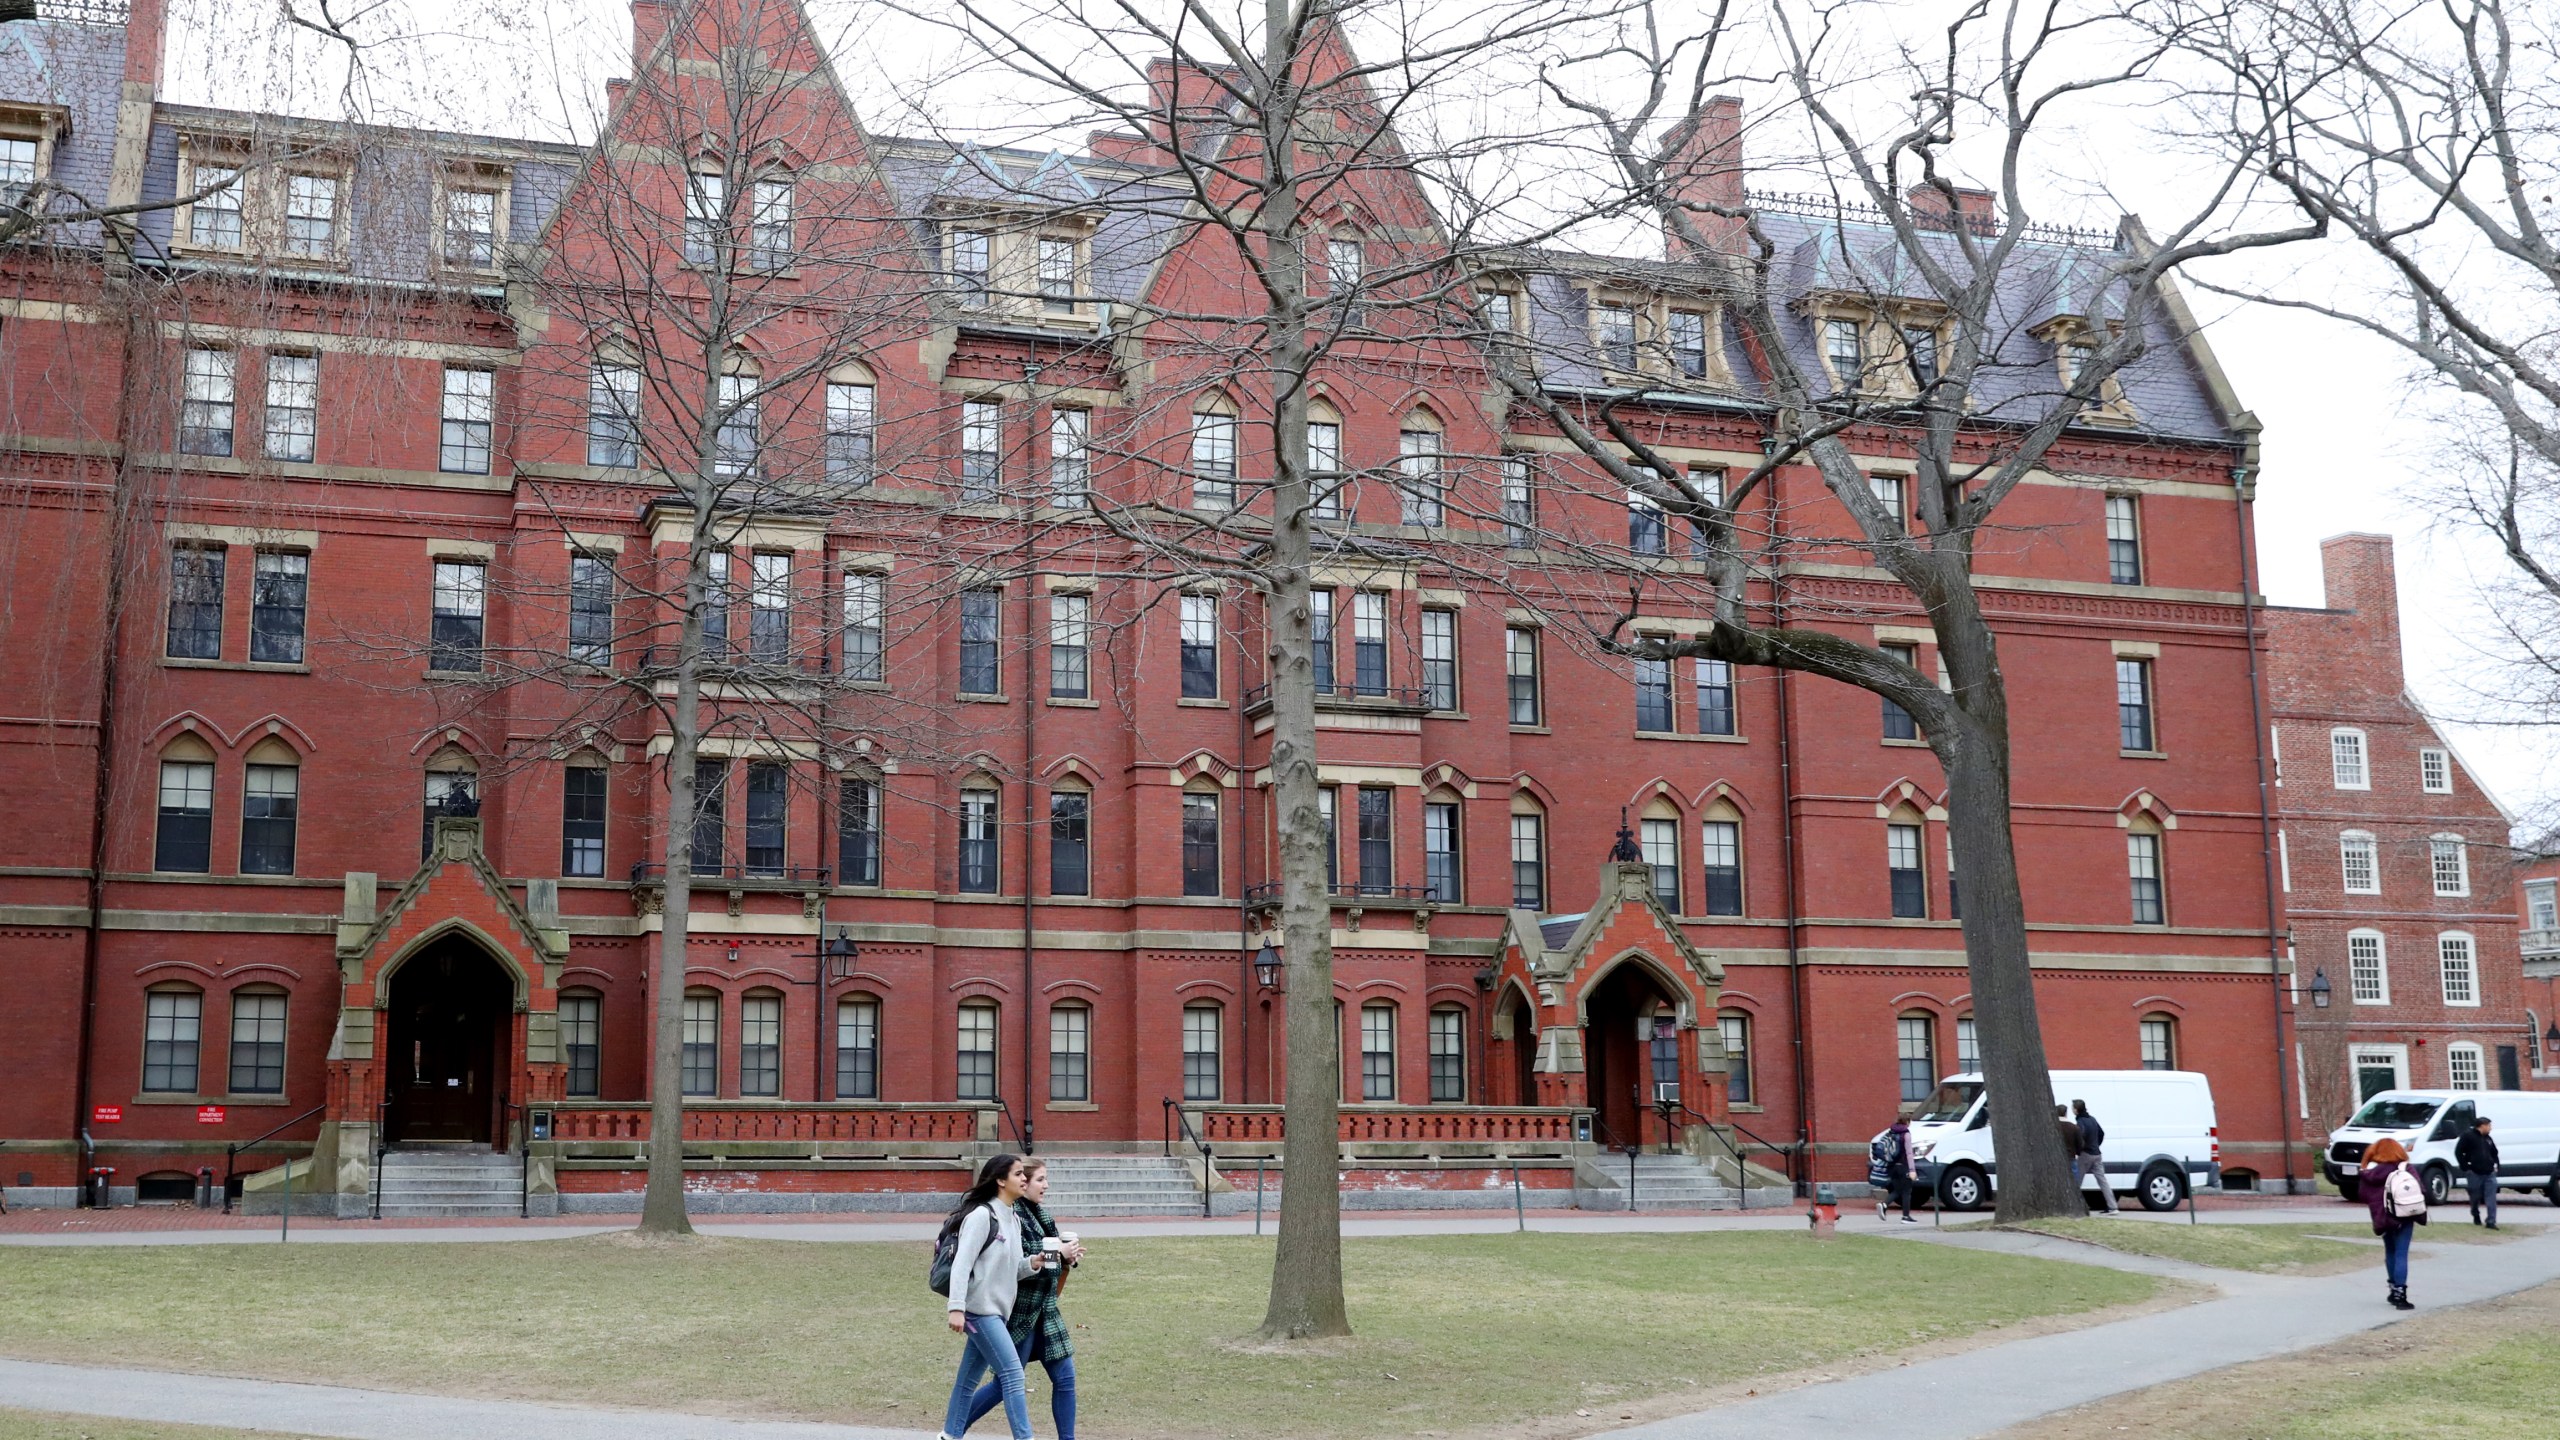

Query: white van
[1883,1069,2220,1212]
[2323,1090,2560,1205]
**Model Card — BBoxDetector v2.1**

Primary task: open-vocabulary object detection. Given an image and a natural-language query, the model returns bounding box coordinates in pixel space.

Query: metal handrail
[992,1094,1032,1154]
[370,1096,390,1220]
[502,1101,529,1218]
[1654,1099,1802,1208]
[221,1103,325,1214]
[1162,1099,1214,1218]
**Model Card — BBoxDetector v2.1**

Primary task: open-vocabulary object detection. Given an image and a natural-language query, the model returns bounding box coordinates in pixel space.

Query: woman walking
[2359,1137,2426,1311]
[940,1155,1050,1440]
[962,1159,1085,1440]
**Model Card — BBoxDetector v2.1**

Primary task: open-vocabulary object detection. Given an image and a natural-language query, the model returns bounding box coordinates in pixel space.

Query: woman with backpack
[2359,1137,2426,1311]
[938,1154,1051,1440]
[960,1159,1085,1440]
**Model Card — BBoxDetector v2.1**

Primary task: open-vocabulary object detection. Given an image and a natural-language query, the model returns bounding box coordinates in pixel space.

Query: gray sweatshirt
[943,1200,1039,1317]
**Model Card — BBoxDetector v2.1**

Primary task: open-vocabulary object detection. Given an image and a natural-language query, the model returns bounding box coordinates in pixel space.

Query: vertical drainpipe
[2233,449,2296,1193]
[1018,402,1041,1156]
[1763,435,1813,1186]
[1237,634,1255,1104]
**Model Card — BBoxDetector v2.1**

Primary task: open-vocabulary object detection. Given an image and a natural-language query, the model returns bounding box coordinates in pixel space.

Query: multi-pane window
[1319,786,1339,890]
[1048,407,1088,505]
[1695,660,1736,736]
[1360,1002,1397,1100]
[1307,418,1343,520]
[227,990,287,1094]
[1896,1013,1935,1102]
[1879,642,1919,740]
[561,764,606,878]
[568,552,614,665]
[701,551,731,660]
[749,552,791,663]
[1510,812,1545,910]
[588,363,640,468]
[1049,592,1089,699]
[1956,1015,1980,1073]
[2331,728,2369,789]
[1049,789,1089,896]
[188,164,242,247]
[948,228,991,302]
[167,544,226,660]
[1421,609,1457,711]
[1309,589,1335,693]
[1352,592,1388,696]
[1036,236,1077,312]
[144,989,201,1093]
[283,172,337,257]
[835,997,879,1099]
[156,758,214,873]
[1326,236,1363,314]
[748,177,793,269]
[2448,1042,2484,1092]
[1182,791,1221,897]
[1190,409,1237,510]
[2349,930,2388,1004]
[1701,819,1741,917]
[1183,1003,1222,1101]
[1506,626,1540,725]
[957,1001,998,1100]
[438,367,494,475]
[683,171,724,266]
[179,347,235,456]
[680,992,718,1096]
[2440,933,2478,1006]
[1669,308,1709,377]
[1180,593,1219,699]
[1825,319,1864,384]
[2431,837,2470,896]
[1719,1012,1752,1105]
[842,572,883,682]
[1423,800,1460,904]
[442,187,497,269]
[743,761,787,877]
[1483,289,1516,337]
[1397,428,1443,527]
[1049,1003,1090,1101]
[429,560,486,672]
[960,588,1001,696]
[959,787,999,894]
[837,777,881,886]
[2529,880,2560,932]
[2420,748,2452,794]
[690,759,727,874]
[2340,831,2379,894]
[239,763,298,875]
[714,373,759,479]
[960,400,1002,503]
[561,992,600,1097]
[1867,472,1906,529]
[1629,489,1667,556]
[1640,817,1680,912]
[1634,656,1674,732]
[422,767,476,857]
[1356,787,1394,894]
[740,993,781,1097]
[1887,821,1926,918]
[1502,455,1536,546]
[1905,326,1941,384]
[1428,1007,1466,1102]
[264,352,317,462]
[826,381,875,484]
[2128,832,2165,925]
[1595,302,1638,369]
[2140,1016,2176,1071]
[2105,495,2142,584]
[2117,658,2156,752]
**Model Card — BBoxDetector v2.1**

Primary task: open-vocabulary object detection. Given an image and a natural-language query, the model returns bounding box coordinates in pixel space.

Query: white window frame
[2439,931,2479,1007]
[2352,1044,2409,1096]
[2528,879,2559,933]
[2447,1041,2485,1092]
[2348,929,2388,1005]
[2339,831,2379,895]
[2330,727,2370,790]
[2431,835,2470,897]
[1048,406,1088,506]
[2419,747,2452,794]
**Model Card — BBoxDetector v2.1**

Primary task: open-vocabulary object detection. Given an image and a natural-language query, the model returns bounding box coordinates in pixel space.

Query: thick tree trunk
[638,523,712,1238]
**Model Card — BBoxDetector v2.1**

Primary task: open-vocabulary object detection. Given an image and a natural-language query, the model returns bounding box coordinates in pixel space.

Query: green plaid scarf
[1005,1197,1073,1363]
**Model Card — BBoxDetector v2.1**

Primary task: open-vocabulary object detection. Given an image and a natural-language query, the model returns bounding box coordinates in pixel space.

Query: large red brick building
[1,0,2320,1212]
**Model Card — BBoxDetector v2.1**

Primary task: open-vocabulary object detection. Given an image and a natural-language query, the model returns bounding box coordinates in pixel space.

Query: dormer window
[1669,309,1709,378]
[283,173,338,259]
[1905,327,1940,385]
[1823,319,1863,381]
[443,188,496,269]
[188,164,243,249]
[947,227,992,304]
[1484,289,1515,336]
[1037,235,1077,312]
[2035,317,2135,424]
[0,106,64,216]
[1596,301,1639,371]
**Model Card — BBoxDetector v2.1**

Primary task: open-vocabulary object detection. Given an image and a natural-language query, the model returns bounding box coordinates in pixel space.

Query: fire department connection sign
[196,1106,226,1124]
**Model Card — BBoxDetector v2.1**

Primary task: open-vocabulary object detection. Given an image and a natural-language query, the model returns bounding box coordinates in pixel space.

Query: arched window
[239,737,300,877]
[1719,1009,1754,1106]
[714,354,760,478]
[826,360,876,484]
[560,989,602,1098]
[739,989,783,1097]
[2139,1013,2177,1071]
[1886,809,1928,919]
[959,783,1000,894]
[587,347,641,468]
[1508,795,1546,911]
[1428,1005,1467,1102]
[680,988,720,1097]
[748,168,794,269]
[155,735,216,874]
[1049,1001,1090,1102]
[957,1000,999,1100]
[1182,1002,1222,1101]
[1181,783,1222,897]
[422,746,478,859]
[1397,409,1444,527]
[2126,818,2165,926]
[1306,398,1345,519]
[1896,1011,1936,1102]
[1048,780,1091,897]
[1422,789,1462,904]
[143,984,203,1093]
[836,993,880,1099]
[1190,393,1238,510]
[1956,1014,1979,1073]
[1700,803,1743,917]
[227,985,288,1094]
[1360,1001,1399,1101]
[1640,796,1681,913]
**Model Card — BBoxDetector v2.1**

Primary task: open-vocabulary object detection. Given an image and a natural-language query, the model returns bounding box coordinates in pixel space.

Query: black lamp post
[2308,967,2332,1009]
[792,930,861,1101]
[1253,940,1283,992]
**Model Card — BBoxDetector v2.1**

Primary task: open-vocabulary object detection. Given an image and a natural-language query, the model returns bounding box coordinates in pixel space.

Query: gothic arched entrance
[1584,958,1683,1149]
[383,936,514,1145]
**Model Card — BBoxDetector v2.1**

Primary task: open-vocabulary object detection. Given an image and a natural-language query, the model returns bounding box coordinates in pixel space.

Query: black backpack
[928,1203,997,1296]
[1869,1131,1901,1178]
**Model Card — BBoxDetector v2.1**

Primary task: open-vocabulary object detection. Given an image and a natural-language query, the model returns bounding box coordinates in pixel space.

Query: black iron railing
[370,1096,389,1219]
[1162,1099,1215,1218]
[1653,1098,1804,1208]
[993,1094,1031,1154]
[221,1103,325,1214]
[630,861,832,886]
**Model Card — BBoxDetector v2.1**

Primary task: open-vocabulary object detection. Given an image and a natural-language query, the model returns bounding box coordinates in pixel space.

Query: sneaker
[1901,1215,1920,1224]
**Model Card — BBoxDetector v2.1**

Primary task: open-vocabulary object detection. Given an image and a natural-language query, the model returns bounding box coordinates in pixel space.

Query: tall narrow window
[156,755,214,873]
[701,550,731,661]
[283,172,337,257]
[2340,831,2379,894]
[1048,406,1088,506]
[714,373,758,478]
[1634,656,1674,732]
[1423,799,1460,903]
[1356,787,1393,895]
[1887,821,1926,918]
[837,777,881,886]
[144,989,202,1093]
[683,171,724,265]
[1669,308,1709,377]
[1307,415,1344,520]
[826,380,874,484]
[2529,880,2560,932]
[568,552,613,665]
[1825,319,1864,385]
[960,588,1001,696]
[680,992,718,1096]
[264,352,317,462]
[2431,836,2470,897]
[748,176,793,269]
[836,997,879,1099]
[1506,627,1541,725]
[1397,426,1443,527]
[1904,326,1940,385]
[2331,728,2369,789]
[1695,659,1736,736]
[1036,236,1077,312]
[430,560,485,672]
[1049,1003,1090,1101]
[2349,930,2388,1004]
[1190,408,1237,510]
[1897,1013,1935,1102]
[2128,831,2165,925]
[1879,642,1919,740]
[1049,789,1089,896]
[588,362,640,468]
[948,228,991,303]
[188,164,242,248]
[562,764,606,878]
[179,347,235,456]
[442,187,498,269]
[1867,472,1906,530]
[1361,1002,1397,1100]
[739,992,781,1097]
[749,552,791,663]
[439,367,494,475]
[1326,236,1364,317]
[2105,495,2142,584]
[957,1001,998,1099]
[1309,589,1335,694]
[1183,1003,1222,1101]
[1719,1011,1752,1105]
[1701,819,1742,916]
[1629,488,1667,556]
[1049,592,1089,699]
[2440,933,2478,1006]
[690,760,726,875]
[744,761,787,877]
[1352,592,1387,696]
[2117,658,2156,752]
[960,400,1001,503]
[1180,593,1219,699]
[560,992,600,1097]
[2420,748,2452,795]
[842,572,883,682]
[1502,454,1536,546]
[1421,609,1457,711]
[167,543,225,659]
[959,787,999,894]
[1182,791,1221,897]
[239,761,298,876]
[1957,1016,1980,1074]
[2140,1015,2176,1071]
[1510,811,1545,910]
[1595,302,1638,370]
[1429,1007,1466,1102]
[1319,786,1340,890]
[1641,816,1679,912]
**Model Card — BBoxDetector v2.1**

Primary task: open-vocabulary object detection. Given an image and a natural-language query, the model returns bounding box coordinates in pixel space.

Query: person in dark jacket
[2454,1117,2501,1229]
[2360,1136,2424,1310]
[2072,1100,2118,1214]
[1875,1115,1919,1223]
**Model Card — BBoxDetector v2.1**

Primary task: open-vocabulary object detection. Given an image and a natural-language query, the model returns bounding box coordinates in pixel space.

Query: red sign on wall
[90,1105,121,1124]
[196,1106,226,1125]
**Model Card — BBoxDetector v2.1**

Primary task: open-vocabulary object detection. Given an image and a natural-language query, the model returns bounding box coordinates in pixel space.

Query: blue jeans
[2467,1170,2499,1226]
[968,1329,1075,1440]
[945,1314,1030,1440]
[2382,1224,2413,1288]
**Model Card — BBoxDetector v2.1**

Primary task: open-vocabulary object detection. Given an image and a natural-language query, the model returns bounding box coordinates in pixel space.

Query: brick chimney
[1087,130,1160,165]
[122,0,167,89]
[633,0,672,64]
[1909,183,1997,235]
[1145,57,1236,152]
[2319,533,2404,692]
[1658,96,1744,256]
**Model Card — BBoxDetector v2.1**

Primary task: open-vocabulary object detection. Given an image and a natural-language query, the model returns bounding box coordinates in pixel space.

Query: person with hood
[2455,1116,2501,1229]
[2073,1099,2119,1214]
[2359,1137,2425,1311]
[1871,1113,1919,1223]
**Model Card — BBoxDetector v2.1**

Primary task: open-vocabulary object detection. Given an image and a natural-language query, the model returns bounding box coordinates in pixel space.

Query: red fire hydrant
[1809,1183,1839,1236]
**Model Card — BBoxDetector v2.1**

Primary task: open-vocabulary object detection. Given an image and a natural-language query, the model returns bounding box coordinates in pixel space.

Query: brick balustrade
[547,1102,991,1143]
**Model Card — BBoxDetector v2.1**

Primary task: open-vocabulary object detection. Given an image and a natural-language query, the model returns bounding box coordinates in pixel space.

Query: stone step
[376,1204,524,1218]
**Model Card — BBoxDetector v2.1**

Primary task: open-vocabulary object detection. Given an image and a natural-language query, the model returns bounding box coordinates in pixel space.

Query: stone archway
[1582,956,1684,1149]
[381,935,515,1145]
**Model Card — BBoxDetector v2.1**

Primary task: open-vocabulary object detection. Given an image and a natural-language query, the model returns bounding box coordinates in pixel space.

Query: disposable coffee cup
[1058,1231,1079,1247]
[1040,1237,1063,1255]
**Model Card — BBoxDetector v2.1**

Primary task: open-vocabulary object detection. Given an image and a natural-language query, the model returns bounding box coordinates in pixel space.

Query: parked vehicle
[2324,1090,2560,1206]
[1878,1070,2221,1212]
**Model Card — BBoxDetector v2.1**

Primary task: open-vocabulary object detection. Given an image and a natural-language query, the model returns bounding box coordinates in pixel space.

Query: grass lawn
[0,1232,2155,1440]
[2003,1276,2560,1438]
[0,1413,311,1440]
[2007,1218,2519,1273]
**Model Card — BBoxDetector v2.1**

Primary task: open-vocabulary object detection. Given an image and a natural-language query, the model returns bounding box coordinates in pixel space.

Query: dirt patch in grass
[0,1411,317,1440]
